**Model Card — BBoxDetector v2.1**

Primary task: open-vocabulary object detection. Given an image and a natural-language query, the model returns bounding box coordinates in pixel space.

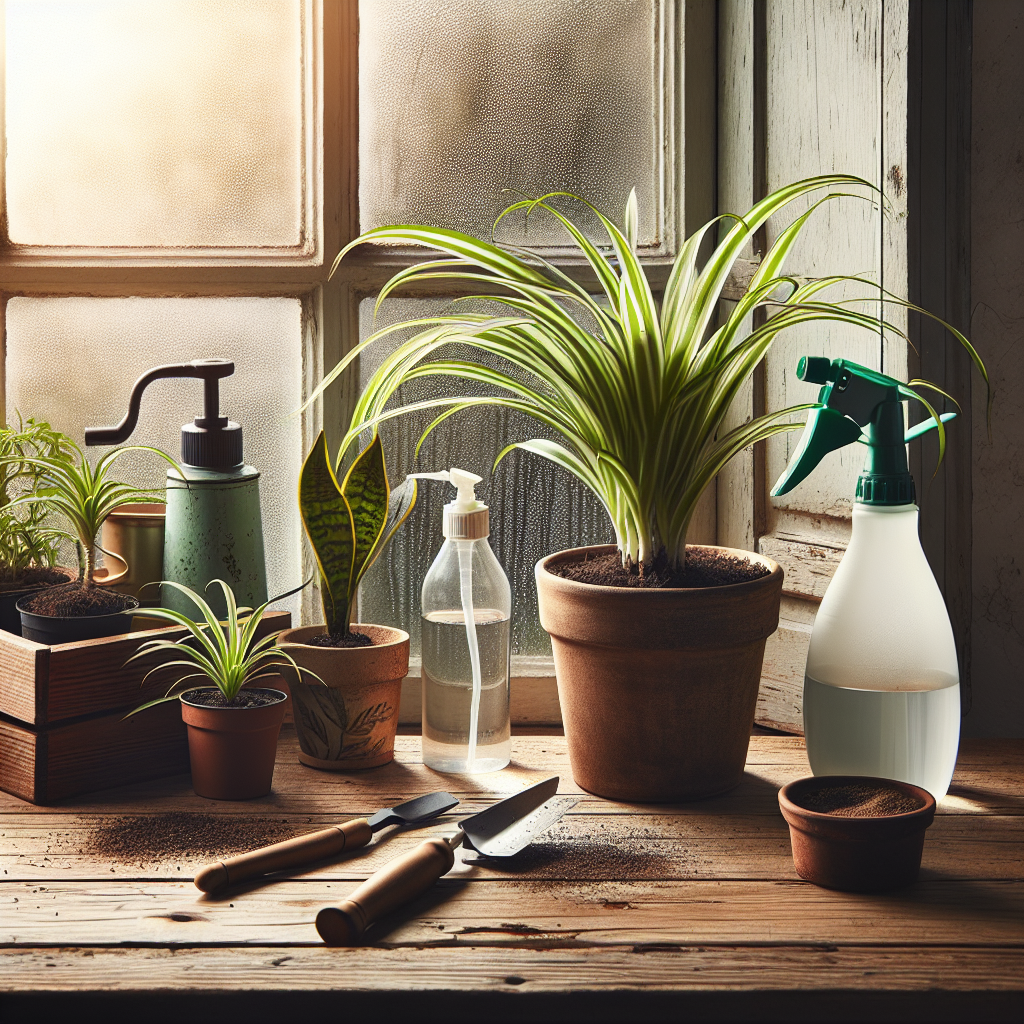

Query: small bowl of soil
[778,775,936,892]
[17,581,140,645]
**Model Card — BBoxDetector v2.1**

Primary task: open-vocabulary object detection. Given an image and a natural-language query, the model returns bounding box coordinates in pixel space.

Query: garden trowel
[315,776,577,945]
[194,790,459,894]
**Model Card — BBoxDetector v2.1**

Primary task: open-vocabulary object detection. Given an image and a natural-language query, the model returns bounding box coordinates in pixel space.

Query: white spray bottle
[410,469,511,773]
[772,357,961,799]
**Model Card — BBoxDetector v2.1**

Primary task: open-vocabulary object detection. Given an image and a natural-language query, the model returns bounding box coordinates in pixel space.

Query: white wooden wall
[718,0,911,732]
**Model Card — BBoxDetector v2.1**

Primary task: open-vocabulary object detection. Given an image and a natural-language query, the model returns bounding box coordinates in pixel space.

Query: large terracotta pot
[535,543,783,802]
[277,624,410,770]
[180,687,288,800]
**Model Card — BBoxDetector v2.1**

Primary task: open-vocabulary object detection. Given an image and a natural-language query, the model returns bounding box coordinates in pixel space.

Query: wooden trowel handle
[316,836,457,946]
[194,818,373,893]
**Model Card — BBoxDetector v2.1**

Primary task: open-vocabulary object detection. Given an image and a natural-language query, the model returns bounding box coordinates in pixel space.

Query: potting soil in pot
[0,566,73,592]
[797,783,925,817]
[22,582,135,617]
[183,690,283,709]
[304,630,373,648]
[550,548,770,589]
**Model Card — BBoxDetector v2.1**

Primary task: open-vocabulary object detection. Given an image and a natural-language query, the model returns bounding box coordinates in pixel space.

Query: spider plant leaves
[325,175,985,573]
[125,579,318,716]
[299,431,356,636]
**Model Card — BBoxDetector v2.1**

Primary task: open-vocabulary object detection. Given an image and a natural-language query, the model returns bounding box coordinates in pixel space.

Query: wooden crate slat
[0,630,48,724]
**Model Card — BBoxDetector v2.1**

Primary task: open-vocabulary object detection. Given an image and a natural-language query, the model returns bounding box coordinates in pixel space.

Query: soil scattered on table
[21,582,135,617]
[181,688,284,708]
[797,783,925,817]
[550,548,770,589]
[87,812,299,862]
[305,631,373,648]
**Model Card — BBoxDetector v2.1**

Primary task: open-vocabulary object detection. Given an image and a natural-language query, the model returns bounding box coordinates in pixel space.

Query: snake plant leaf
[363,475,418,575]
[340,432,390,602]
[299,431,355,636]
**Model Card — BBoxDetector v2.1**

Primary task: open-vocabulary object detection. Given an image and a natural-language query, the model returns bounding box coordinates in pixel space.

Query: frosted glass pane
[4,0,303,247]
[359,0,663,248]
[5,297,304,621]
[356,298,613,658]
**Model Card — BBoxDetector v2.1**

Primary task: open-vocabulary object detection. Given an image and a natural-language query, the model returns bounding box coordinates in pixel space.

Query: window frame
[0,0,715,717]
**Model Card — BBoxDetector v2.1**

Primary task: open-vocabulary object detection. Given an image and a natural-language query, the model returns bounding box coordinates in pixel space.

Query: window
[1,1,712,691]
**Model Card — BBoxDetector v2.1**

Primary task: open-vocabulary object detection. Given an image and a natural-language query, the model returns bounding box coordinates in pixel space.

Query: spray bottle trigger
[771,406,865,497]
[904,412,956,444]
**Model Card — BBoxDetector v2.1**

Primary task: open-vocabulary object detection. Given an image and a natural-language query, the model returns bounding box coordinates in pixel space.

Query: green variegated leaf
[320,177,989,574]
[299,431,355,635]
[340,432,390,600]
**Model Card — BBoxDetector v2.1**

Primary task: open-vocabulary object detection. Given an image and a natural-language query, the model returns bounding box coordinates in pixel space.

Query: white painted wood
[757,533,843,601]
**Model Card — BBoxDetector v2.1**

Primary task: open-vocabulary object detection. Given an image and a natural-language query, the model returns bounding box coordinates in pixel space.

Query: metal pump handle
[85,359,234,446]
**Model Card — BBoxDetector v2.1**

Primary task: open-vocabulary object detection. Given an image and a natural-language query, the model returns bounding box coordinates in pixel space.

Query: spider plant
[0,416,75,584]
[317,173,987,578]
[0,440,177,588]
[126,579,321,714]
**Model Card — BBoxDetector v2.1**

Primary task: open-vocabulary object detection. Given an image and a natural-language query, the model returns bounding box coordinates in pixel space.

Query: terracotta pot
[535,543,783,802]
[180,687,287,800]
[277,624,409,770]
[778,775,936,892]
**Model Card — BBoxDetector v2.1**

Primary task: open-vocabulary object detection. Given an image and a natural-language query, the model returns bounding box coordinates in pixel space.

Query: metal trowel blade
[461,777,578,858]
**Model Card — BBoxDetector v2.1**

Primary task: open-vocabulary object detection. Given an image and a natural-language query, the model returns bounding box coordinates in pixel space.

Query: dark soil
[21,581,136,617]
[797,783,925,817]
[551,548,770,589]
[86,811,297,862]
[181,688,284,709]
[305,631,373,648]
[0,566,74,593]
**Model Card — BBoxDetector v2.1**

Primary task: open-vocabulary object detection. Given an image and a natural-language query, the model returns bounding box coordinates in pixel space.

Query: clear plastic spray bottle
[411,469,511,773]
[772,357,961,799]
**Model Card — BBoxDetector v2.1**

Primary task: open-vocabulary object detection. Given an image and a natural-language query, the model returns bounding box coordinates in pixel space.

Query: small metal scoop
[194,790,459,894]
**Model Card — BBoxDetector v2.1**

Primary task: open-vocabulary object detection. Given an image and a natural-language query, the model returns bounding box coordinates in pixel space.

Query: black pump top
[85,359,243,469]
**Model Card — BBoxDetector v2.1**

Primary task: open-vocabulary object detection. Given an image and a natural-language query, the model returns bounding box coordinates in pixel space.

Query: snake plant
[126,580,319,714]
[300,431,416,637]
[318,174,987,577]
[0,440,176,587]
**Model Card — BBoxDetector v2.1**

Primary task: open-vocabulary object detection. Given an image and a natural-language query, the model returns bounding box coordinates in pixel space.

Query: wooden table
[0,729,1020,1021]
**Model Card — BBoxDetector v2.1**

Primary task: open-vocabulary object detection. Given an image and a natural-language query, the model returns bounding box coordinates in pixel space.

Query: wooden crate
[0,610,291,804]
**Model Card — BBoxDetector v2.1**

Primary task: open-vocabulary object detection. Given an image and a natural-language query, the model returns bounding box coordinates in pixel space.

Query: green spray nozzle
[771,357,955,504]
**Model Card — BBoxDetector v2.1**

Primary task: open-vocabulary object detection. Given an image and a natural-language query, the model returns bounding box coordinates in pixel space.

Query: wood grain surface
[0,731,1019,1022]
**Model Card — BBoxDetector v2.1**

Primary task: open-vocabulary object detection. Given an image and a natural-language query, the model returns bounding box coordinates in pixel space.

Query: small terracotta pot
[779,775,936,892]
[535,543,783,802]
[180,688,287,800]
[277,624,409,771]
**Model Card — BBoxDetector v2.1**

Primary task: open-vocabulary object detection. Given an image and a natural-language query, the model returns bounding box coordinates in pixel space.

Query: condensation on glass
[359,0,667,249]
[355,298,614,658]
[4,297,305,620]
[4,0,305,248]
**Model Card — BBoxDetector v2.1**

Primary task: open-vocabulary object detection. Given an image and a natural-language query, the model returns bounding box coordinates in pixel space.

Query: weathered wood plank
[0,734,1017,816]
[1,813,1018,883]
[1,944,1019,993]
[758,534,844,601]
[1,878,1020,947]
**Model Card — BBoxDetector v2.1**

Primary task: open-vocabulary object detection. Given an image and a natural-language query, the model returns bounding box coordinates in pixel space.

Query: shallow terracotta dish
[778,775,936,892]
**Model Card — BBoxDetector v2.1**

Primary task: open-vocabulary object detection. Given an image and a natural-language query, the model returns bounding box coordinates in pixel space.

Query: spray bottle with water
[411,469,511,773]
[772,357,961,799]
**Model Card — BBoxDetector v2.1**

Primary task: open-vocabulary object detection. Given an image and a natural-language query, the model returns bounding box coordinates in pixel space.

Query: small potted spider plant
[0,416,77,635]
[0,440,176,644]
[128,580,317,800]
[324,174,987,802]
[277,431,416,770]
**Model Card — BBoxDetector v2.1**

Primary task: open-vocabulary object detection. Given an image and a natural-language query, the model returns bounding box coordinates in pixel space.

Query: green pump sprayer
[772,357,961,800]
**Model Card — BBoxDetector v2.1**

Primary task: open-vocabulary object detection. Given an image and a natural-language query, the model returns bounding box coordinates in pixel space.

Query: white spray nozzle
[408,468,485,512]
